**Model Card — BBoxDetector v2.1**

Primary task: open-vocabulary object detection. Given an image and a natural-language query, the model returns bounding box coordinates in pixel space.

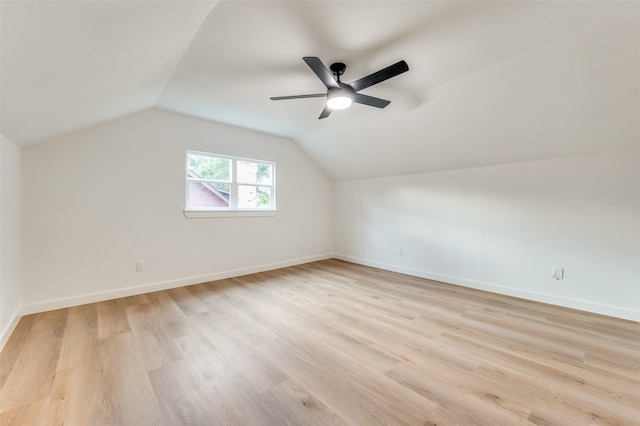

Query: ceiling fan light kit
[327,88,353,110]
[271,57,409,119]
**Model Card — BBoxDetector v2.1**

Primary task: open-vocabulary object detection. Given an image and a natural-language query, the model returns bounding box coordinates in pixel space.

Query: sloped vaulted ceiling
[2,1,639,180]
[0,1,217,145]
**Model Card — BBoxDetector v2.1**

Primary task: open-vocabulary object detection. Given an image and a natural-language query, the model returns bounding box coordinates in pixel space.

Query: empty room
[1,1,639,425]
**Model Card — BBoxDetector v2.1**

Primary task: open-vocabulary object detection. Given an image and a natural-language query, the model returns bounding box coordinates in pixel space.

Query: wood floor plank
[166,286,209,316]
[125,303,183,371]
[48,362,101,425]
[96,299,130,340]
[259,335,438,426]
[0,397,50,426]
[55,303,98,372]
[142,290,192,339]
[0,315,35,388]
[227,282,402,375]
[89,332,165,425]
[115,293,149,308]
[439,330,640,408]
[385,360,529,425]
[260,379,350,426]
[0,310,67,412]
[148,358,234,425]
[1,259,638,425]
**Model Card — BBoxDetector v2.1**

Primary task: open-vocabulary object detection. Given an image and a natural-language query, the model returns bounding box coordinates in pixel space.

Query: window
[185,151,275,216]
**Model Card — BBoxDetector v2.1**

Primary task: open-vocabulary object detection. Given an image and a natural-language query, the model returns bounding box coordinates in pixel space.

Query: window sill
[184,209,277,219]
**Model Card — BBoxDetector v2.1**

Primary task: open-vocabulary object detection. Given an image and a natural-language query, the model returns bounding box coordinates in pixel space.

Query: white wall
[21,108,333,312]
[334,150,640,321]
[1,133,22,349]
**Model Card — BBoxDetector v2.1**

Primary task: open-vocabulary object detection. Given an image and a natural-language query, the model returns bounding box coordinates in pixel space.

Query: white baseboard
[1,303,23,351]
[20,254,333,316]
[8,251,637,349]
[334,253,640,322]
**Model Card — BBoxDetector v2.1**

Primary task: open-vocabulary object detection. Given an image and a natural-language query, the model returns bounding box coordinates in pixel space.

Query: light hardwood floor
[1,259,639,425]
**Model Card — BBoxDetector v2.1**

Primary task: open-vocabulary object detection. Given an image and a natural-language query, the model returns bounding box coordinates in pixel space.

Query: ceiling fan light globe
[327,95,352,110]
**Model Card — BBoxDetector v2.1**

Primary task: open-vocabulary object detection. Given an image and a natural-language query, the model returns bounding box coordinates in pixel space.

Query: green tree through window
[188,154,230,181]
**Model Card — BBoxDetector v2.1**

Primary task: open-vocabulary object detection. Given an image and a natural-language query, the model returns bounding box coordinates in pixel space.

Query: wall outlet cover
[551,266,564,280]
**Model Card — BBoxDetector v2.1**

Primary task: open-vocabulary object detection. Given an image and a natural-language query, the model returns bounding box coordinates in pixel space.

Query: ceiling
[2,1,639,180]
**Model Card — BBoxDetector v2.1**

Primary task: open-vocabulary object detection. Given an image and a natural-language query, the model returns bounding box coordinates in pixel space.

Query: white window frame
[184,150,276,218]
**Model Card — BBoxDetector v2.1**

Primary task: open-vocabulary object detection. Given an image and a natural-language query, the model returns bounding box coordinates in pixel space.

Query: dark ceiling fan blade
[318,106,332,119]
[349,60,409,92]
[270,94,326,101]
[352,93,391,109]
[303,57,340,89]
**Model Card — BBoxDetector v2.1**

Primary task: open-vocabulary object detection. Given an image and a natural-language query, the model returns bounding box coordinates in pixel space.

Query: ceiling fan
[270,57,409,119]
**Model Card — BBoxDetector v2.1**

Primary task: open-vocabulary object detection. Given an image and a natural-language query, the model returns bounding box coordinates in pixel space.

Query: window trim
[183,210,276,219]
[184,150,276,217]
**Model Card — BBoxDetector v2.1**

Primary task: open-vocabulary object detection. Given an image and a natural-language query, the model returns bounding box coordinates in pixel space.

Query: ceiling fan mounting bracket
[330,62,346,79]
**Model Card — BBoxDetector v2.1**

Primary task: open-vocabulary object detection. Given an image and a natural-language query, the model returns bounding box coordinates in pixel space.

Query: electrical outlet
[136,260,145,272]
[551,266,563,280]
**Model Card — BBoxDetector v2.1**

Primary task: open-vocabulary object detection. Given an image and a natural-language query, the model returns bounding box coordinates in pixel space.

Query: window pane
[187,153,231,181]
[237,161,272,185]
[188,182,230,208]
[238,185,272,209]
[256,164,273,185]
[237,161,257,184]
[256,186,272,208]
